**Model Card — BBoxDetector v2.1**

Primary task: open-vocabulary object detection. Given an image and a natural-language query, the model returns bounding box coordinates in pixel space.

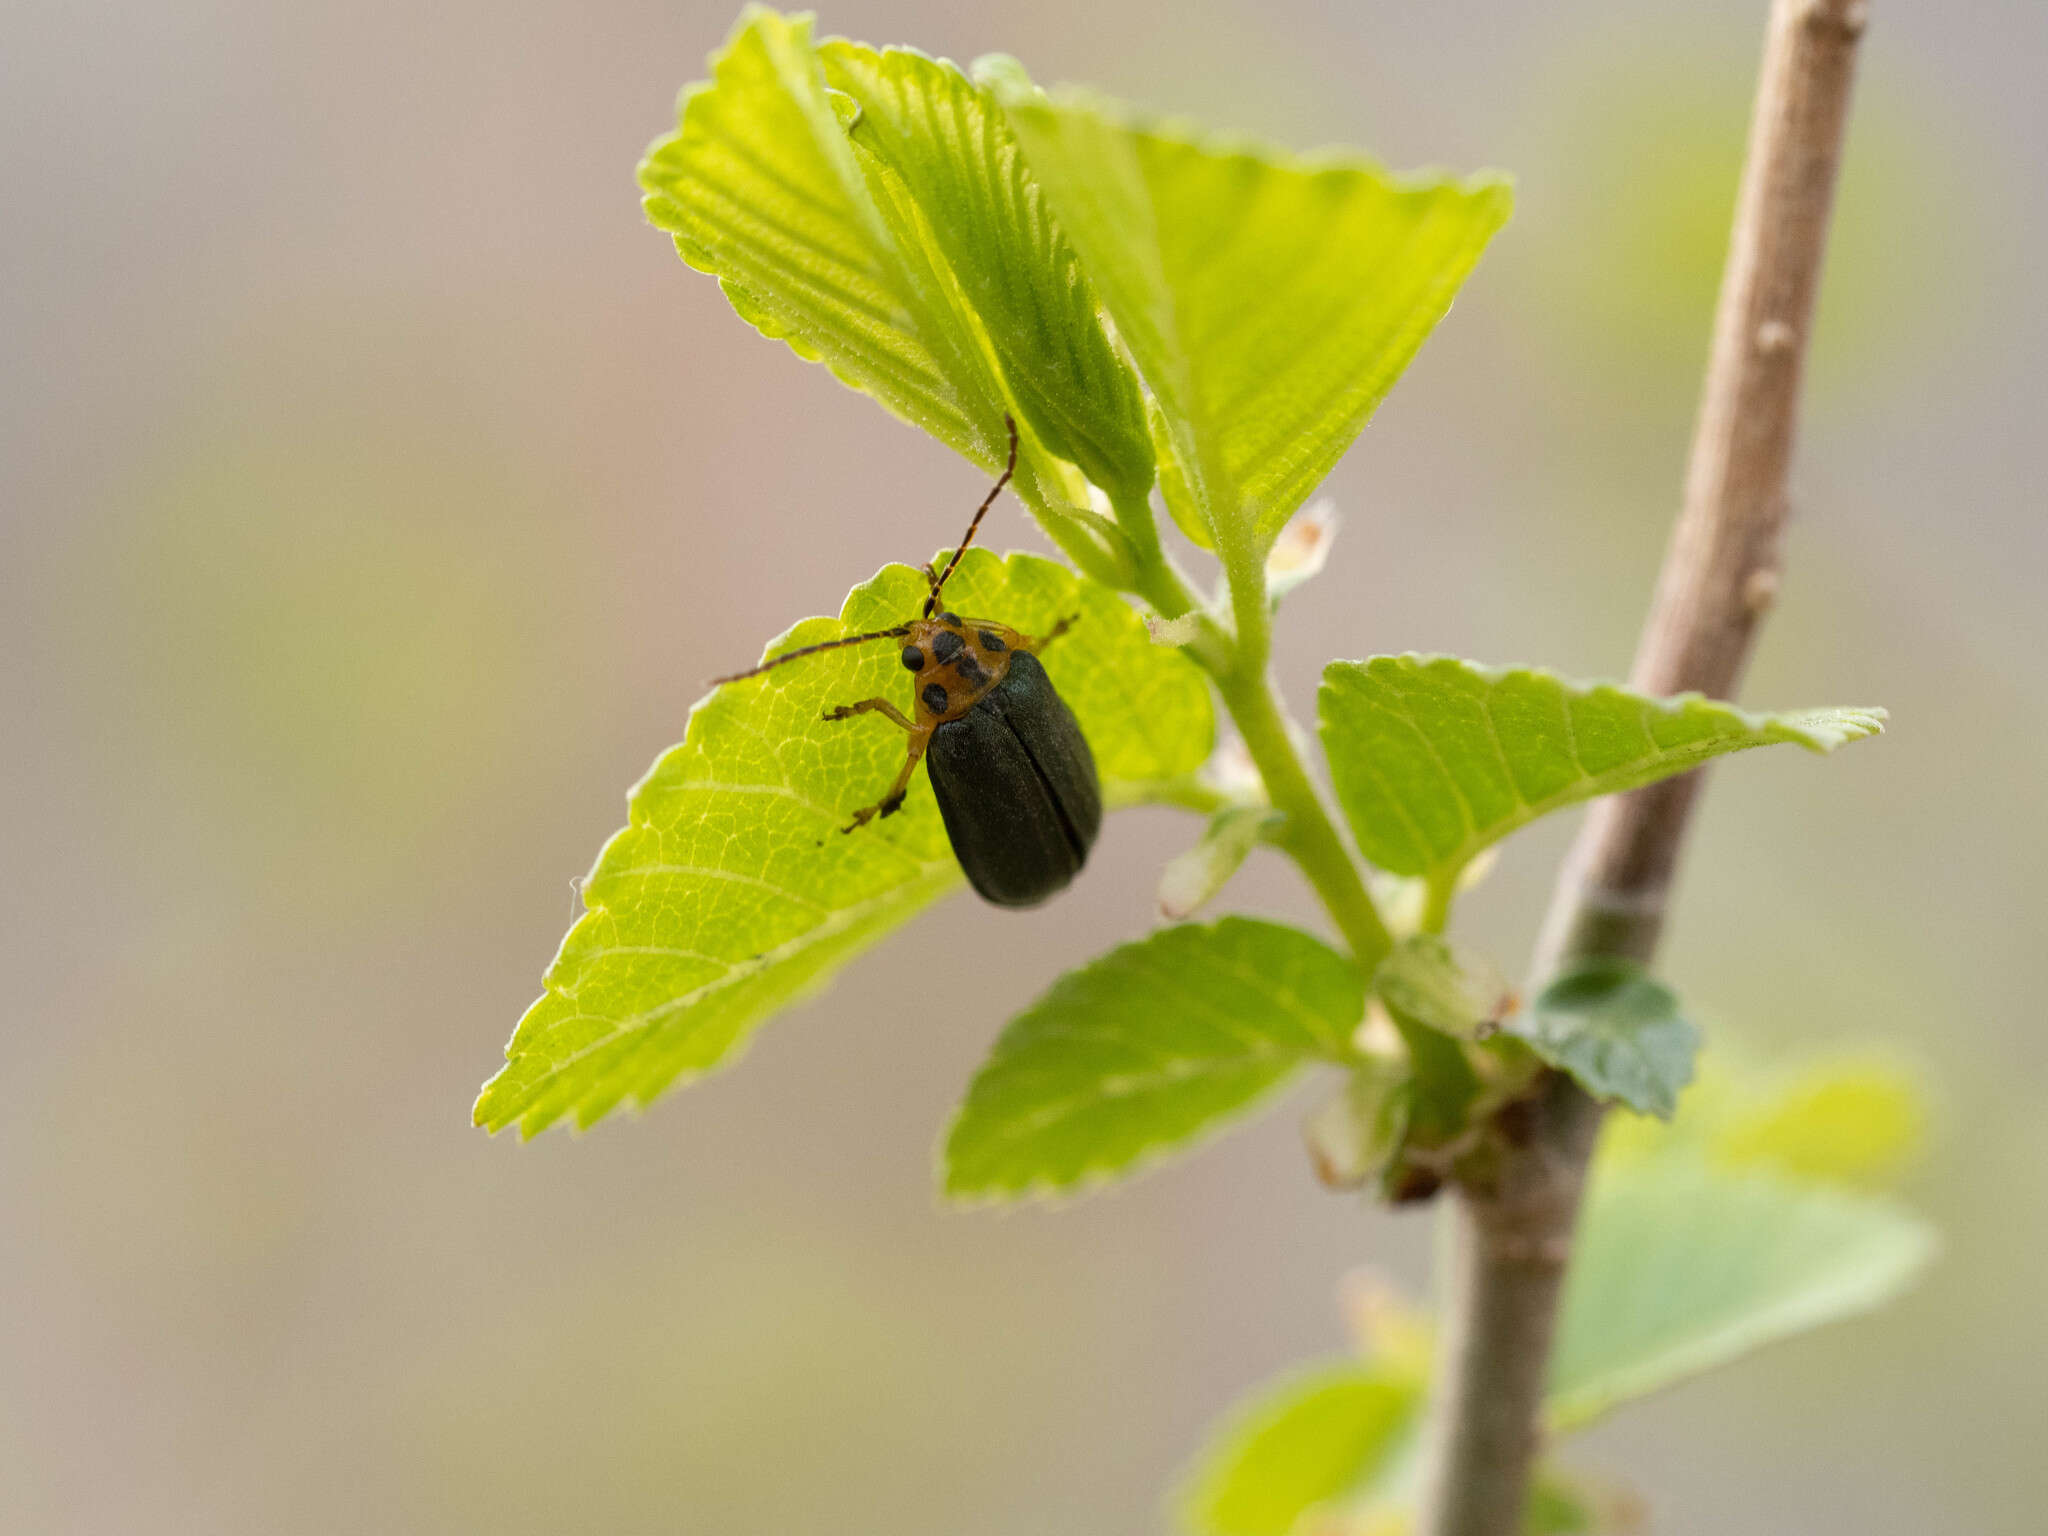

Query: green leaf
[1375,934,1513,1042]
[1709,1056,1929,1189]
[1178,1361,1420,1536]
[1547,1158,1938,1431]
[1319,654,1886,884]
[980,59,1511,549]
[640,11,1006,462]
[477,549,1213,1137]
[638,11,1137,578]
[818,40,1154,499]
[1513,960,1699,1119]
[1180,1349,1616,1536]
[943,917,1361,1201]
[1599,1049,1931,1191]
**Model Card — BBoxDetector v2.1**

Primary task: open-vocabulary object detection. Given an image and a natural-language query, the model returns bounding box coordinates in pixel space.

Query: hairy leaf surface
[943,917,1361,1200]
[1515,960,1698,1118]
[980,58,1511,548]
[477,551,1212,1137]
[818,41,1153,497]
[1320,654,1885,883]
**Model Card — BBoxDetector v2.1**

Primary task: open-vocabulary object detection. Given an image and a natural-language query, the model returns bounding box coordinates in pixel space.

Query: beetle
[711,418,1102,908]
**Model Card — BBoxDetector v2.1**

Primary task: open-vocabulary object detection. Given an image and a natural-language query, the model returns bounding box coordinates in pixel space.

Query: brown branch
[1411,3,1873,1532]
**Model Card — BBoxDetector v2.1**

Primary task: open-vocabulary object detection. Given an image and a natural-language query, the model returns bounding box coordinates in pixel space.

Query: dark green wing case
[927,651,1102,907]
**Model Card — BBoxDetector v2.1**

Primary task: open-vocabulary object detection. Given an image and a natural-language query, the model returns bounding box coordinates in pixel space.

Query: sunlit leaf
[1320,654,1885,884]
[477,550,1212,1137]
[1548,1159,1937,1430]
[1597,1050,1931,1192]
[1514,960,1698,1119]
[639,10,1137,578]
[943,917,1361,1201]
[640,10,1004,461]
[1709,1056,1929,1188]
[979,57,1511,549]
[1178,1361,1419,1536]
[819,40,1154,498]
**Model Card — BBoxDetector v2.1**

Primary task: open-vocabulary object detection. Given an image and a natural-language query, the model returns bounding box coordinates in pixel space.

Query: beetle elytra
[712,419,1101,908]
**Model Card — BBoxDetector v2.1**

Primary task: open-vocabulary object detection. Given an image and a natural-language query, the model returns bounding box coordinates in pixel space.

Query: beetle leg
[1020,613,1079,654]
[842,726,932,833]
[823,697,916,731]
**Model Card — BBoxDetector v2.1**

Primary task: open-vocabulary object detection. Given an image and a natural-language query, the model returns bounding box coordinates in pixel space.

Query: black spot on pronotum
[930,629,964,663]
[922,683,949,713]
[953,653,987,689]
[899,644,924,671]
[977,629,1005,651]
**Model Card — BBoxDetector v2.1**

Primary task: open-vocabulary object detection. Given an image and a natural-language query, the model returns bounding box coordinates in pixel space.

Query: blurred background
[5,0,2043,1530]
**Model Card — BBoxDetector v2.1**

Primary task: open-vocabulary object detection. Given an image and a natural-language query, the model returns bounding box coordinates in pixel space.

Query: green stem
[1218,669,1393,975]
[1419,871,1457,937]
[1109,483,1392,973]
[1214,518,1392,972]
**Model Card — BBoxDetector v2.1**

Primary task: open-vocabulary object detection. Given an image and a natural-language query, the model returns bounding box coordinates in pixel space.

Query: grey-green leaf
[1320,654,1886,884]
[981,62,1512,548]
[1549,1158,1938,1430]
[943,917,1362,1201]
[1514,960,1699,1118]
[477,550,1213,1138]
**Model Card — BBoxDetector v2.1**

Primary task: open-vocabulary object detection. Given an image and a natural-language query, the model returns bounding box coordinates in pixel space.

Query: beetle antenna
[710,625,914,686]
[925,414,1018,617]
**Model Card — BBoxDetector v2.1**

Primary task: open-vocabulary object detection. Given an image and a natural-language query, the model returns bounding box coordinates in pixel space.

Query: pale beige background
[5,1,2044,1531]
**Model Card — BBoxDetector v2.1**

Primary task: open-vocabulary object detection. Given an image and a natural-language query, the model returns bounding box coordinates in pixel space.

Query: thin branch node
[1755,319,1798,355]
[1742,567,1782,614]
[1805,0,1871,38]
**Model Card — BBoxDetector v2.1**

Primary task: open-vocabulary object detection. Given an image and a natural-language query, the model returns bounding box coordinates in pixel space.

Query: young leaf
[639,10,1132,580]
[1375,934,1514,1042]
[979,58,1512,549]
[477,551,1213,1138]
[1157,804,1282,920]
[817,41,1155,499]
[1303,1059,1410,1190]
[640,10,1009,465]
[1513,960,1698,1119]
[1547,1159,1938,1431]
[943,917,1362,1201]
[1320,654,1885,885]
[1178,1362,1420,1536]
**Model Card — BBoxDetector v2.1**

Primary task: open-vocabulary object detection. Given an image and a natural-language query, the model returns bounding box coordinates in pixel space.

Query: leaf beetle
[712,418,1102,908]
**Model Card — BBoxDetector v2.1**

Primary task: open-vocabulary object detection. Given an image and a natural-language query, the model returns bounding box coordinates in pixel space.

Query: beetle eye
[939,611,962,627]
[900,645,924,671]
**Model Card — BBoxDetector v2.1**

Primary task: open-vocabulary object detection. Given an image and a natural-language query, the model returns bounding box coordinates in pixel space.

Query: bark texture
[1412,4,1873,1532]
